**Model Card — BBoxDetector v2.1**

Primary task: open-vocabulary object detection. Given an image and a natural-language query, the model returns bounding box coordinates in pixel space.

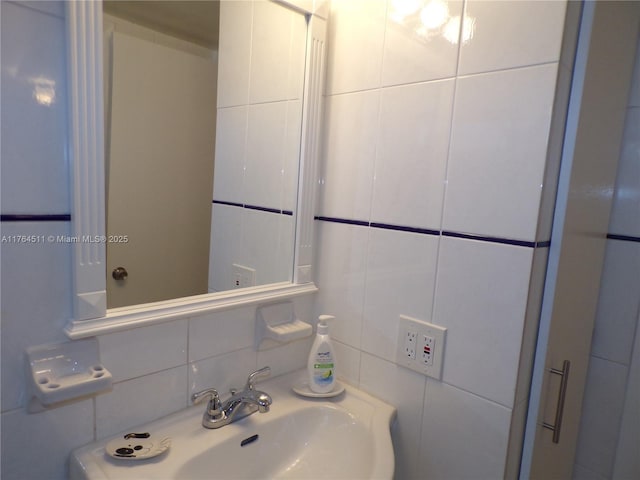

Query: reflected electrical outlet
[232,264,256,289]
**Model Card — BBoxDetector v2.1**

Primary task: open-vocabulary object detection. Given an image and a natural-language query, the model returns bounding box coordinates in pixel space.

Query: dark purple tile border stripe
[371,222,439,236]
[314,216,369,227]
[1,214,71,222]
[607,233,640,243]
[213,200,243,208]
[441,231,537,248]
[244,204,283,215]
[315,216,552,249]
[213,200,293,216]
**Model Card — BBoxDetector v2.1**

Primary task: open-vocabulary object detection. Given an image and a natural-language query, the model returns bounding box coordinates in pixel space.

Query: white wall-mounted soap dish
[256,302,312,350]
[26,338,112,409]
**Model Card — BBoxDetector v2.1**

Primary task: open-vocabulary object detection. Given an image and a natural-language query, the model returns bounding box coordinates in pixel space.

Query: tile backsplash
[0,1,603,480]
[312,1,577,478]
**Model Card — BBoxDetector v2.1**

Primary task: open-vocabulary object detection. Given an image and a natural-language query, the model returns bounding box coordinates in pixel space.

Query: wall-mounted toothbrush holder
[256,302,312,350]
[25,338,112,408]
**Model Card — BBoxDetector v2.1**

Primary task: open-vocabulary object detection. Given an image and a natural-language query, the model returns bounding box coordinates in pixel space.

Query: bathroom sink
[70,370,396,479]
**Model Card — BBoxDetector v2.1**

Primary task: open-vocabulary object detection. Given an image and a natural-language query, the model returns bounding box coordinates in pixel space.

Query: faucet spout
[257,392,271,413]
[225,389,272,421]
[250,391,272,413]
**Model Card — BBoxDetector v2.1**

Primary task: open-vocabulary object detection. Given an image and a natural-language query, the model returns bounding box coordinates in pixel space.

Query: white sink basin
[70,370,396,479]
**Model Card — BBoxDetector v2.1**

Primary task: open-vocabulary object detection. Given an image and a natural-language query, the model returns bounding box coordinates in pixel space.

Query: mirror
[63,0,326,336]
[102,0,307,308]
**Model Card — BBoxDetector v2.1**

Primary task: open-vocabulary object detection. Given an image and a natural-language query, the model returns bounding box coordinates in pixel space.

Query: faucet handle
[192,388,221,412]
[246,366,271,390]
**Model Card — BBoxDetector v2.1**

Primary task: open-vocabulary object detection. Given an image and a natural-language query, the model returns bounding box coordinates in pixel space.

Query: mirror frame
[64,0,328,338]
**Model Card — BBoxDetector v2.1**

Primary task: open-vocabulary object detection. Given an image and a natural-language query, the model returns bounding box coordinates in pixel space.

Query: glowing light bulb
[461,15,476,44]
[442,16,460,43]
[420,0,449,30]
[443,14,475,44]
[29,76,56,107]
[391,0,423,22]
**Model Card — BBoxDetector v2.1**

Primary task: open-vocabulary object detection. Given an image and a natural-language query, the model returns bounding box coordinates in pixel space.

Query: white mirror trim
[64,282,318,339]
[294,11,327,283]
[64,1,325,339]
[66,0,107,322]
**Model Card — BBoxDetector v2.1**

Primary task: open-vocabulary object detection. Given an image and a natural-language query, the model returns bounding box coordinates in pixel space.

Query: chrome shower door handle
[542,360,571,444]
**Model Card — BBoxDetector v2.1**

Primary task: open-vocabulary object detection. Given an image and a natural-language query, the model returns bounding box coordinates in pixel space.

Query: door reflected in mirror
[103,1,306,308]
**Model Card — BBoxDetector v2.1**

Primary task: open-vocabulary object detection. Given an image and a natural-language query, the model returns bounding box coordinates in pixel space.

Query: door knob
[112,267,128,281]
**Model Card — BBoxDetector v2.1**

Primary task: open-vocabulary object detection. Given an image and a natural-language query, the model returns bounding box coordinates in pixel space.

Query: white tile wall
[244,101,301,210]
[326,0,387,95]
[19,0,64,17]
[360,353,427,480]
[95,366,189,439]
[189,348,258,397]
[361,229,439,363]
[213,106,247,204]
[433,237,533,407]
[241,209,294,285]
[98,320,188,382]
[249,0,306,103]
[1,1,69,214]
[419,379,512,480]
[443,63,558,241]
[320,90,379,220]
[332,340,362,385]
[208,204,243,292]
[189,306,256,362]
[313,1,573,477]
[314,222,369,348]
[459,0,566,75]
[210,1,305,290]
[382,1,463,87]
[1,399,94,480]
[371,80,454,230]
[257,336,315,378]
[209,206,294,291]
[216,0,252,107]
[1,222,72,413]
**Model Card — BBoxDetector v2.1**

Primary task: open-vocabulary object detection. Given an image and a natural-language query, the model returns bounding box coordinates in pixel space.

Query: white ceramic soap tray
[26,338,112,406]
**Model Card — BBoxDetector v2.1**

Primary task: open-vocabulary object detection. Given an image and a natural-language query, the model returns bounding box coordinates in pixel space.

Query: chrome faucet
[192,366,273,429]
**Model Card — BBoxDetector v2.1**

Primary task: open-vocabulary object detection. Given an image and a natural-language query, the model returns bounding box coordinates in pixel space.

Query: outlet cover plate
[232,264,256,289]
[396,315,446,379]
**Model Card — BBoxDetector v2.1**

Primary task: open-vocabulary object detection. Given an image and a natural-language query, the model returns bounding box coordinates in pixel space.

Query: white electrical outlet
[422,334,434,366]
[232,264,256,289]
[404,331,417,359]
[396,315,446,379]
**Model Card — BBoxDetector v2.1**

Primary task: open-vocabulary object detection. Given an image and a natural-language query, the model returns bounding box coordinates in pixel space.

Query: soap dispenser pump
[307,314,337,393]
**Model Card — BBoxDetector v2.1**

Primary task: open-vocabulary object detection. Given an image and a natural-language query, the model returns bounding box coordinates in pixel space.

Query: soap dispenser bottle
[307,315,337,393]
